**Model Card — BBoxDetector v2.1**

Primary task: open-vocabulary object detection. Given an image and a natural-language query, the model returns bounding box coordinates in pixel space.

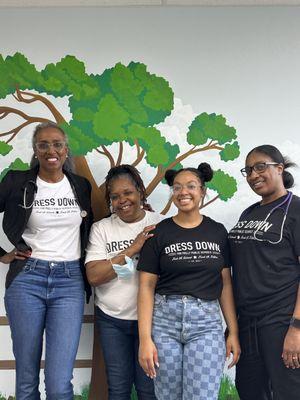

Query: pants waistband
[26,257,80,268]
[155,293,217,303]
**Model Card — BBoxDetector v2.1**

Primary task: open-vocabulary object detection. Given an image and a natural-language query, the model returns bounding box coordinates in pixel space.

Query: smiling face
[171,170,204,213]
[245,151,286,203]
[109,176,144,223]
[34,127,68,176]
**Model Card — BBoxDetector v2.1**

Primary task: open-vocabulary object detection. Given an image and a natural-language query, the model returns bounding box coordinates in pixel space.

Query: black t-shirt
[137,216,230,300]
[228,193,300,321]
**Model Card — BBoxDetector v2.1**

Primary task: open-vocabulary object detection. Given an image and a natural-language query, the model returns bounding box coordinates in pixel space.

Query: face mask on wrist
[112,255,135,279]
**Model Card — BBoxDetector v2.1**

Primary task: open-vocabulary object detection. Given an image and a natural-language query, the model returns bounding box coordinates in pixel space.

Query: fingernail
[155,362,160,368]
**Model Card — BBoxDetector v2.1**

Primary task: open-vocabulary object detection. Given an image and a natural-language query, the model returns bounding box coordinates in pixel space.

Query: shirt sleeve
[220,225,231,268]
[137,231,161,275]
[290,201,300,257]
[85,221,108,263]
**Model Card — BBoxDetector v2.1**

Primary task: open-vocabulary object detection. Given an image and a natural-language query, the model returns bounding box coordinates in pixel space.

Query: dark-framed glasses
[240,162,279,177]
[35,141,66,153]
[171,183,202,194]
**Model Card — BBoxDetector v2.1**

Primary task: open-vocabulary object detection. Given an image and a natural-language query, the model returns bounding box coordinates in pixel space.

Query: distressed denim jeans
[4,257,85,400]
[152,294,225,400]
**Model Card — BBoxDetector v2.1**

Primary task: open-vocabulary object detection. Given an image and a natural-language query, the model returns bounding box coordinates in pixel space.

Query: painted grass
[0,376,240,399]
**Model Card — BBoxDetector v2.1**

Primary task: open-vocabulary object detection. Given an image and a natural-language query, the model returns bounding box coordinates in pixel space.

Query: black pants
[236,320,300,400]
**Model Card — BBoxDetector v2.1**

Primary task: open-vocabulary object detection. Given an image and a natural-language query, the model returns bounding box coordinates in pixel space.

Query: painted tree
[0,53,239,217]
[0,53,239,400]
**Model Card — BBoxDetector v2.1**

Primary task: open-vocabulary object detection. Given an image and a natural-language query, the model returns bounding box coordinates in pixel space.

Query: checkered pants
[152,294,225,400]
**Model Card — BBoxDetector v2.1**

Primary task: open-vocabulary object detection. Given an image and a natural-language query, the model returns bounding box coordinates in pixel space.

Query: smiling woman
[137,163,240,400]
[0,122,93,400]
[85,164,161,400]
[229,144,300,400]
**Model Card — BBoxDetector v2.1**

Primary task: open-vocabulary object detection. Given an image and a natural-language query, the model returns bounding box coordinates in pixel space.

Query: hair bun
[165,169,177,186]
[197,162,213,183]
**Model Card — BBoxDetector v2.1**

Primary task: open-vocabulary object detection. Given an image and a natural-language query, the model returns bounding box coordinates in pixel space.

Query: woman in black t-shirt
[137,163,240,400]
[229,144,300,400]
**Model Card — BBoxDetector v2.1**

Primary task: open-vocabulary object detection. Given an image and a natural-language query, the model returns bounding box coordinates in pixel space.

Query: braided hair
[104,164,147,209]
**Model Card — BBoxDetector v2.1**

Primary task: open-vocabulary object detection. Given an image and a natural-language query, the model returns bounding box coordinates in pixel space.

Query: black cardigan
[0,166,94,301]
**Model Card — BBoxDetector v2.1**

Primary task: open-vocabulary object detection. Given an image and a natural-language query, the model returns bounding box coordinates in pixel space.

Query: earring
[66,154,69,158]
[34,155,37,159]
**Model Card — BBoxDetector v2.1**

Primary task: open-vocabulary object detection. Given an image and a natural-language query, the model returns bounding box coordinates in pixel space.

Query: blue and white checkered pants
[152,294,225,400]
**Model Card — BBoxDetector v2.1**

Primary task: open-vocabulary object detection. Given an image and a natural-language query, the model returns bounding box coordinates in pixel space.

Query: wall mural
[0,53,240,399]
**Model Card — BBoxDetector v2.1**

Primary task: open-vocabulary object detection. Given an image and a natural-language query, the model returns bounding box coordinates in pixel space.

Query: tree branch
[160,196,173,215]
[169,142,224,170]
[201,194,220,209]
[0,107,51,142]
[116,142,123,166]
[96,146,115,169]
[132,139,145,167]
[14,87,66,124]
[145,165,163,197]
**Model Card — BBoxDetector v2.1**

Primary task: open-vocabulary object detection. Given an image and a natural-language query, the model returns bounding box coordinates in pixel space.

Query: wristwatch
[290,316,300,329]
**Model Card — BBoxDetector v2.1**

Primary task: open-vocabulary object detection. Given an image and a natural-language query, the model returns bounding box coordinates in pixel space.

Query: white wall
[1,6,300,397]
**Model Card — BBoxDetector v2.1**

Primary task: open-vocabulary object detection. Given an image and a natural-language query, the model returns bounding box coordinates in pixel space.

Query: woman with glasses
[229,144,300,400]
[85,164,160,400]
[137,163,240,400]
[0,121,93,400]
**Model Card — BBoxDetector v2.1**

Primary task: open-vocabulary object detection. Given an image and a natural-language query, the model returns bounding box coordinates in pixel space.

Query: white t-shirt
[22,175,82,261]
[85,210,161,320]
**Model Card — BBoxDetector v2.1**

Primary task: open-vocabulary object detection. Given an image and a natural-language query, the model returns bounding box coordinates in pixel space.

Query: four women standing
[1,134,298,400]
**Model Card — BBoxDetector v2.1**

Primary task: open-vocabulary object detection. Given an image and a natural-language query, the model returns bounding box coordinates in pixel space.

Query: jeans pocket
[154,294,164,309]
[200,299,220,314]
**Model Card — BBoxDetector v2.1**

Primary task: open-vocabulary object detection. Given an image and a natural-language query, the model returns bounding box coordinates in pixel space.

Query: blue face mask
[112,255,135,279]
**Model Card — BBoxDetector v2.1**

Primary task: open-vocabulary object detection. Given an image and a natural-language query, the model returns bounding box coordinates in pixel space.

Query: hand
[0,249,31,264]
[225,332,241,368]
[139,339,159,379]
[129,225,156,255]
[282,326,300,369]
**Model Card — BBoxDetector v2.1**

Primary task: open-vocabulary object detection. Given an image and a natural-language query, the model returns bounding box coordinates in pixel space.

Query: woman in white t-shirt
[0,122,93,400]
[85,164,161,400]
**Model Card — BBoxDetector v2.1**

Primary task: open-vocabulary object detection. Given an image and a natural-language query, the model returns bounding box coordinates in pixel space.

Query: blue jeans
[4,258,85,400]
[95,307,156,400]
[152,294,225,400]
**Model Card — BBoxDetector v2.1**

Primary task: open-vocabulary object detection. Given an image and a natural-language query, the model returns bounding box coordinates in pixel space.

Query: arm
[0,171,31,263]
[282,269,300,369]
[138,271,158,378]
[86,224,156,287]
[219,268,241,368]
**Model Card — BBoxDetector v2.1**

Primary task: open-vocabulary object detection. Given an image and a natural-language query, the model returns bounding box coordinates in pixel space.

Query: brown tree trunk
[74,155,109,399]
[88,310,108,400]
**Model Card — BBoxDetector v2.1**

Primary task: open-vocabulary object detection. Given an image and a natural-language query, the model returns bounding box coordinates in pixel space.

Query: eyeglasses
[240,162,279,177]
[171,183,202,194]
[35,142,66,153]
